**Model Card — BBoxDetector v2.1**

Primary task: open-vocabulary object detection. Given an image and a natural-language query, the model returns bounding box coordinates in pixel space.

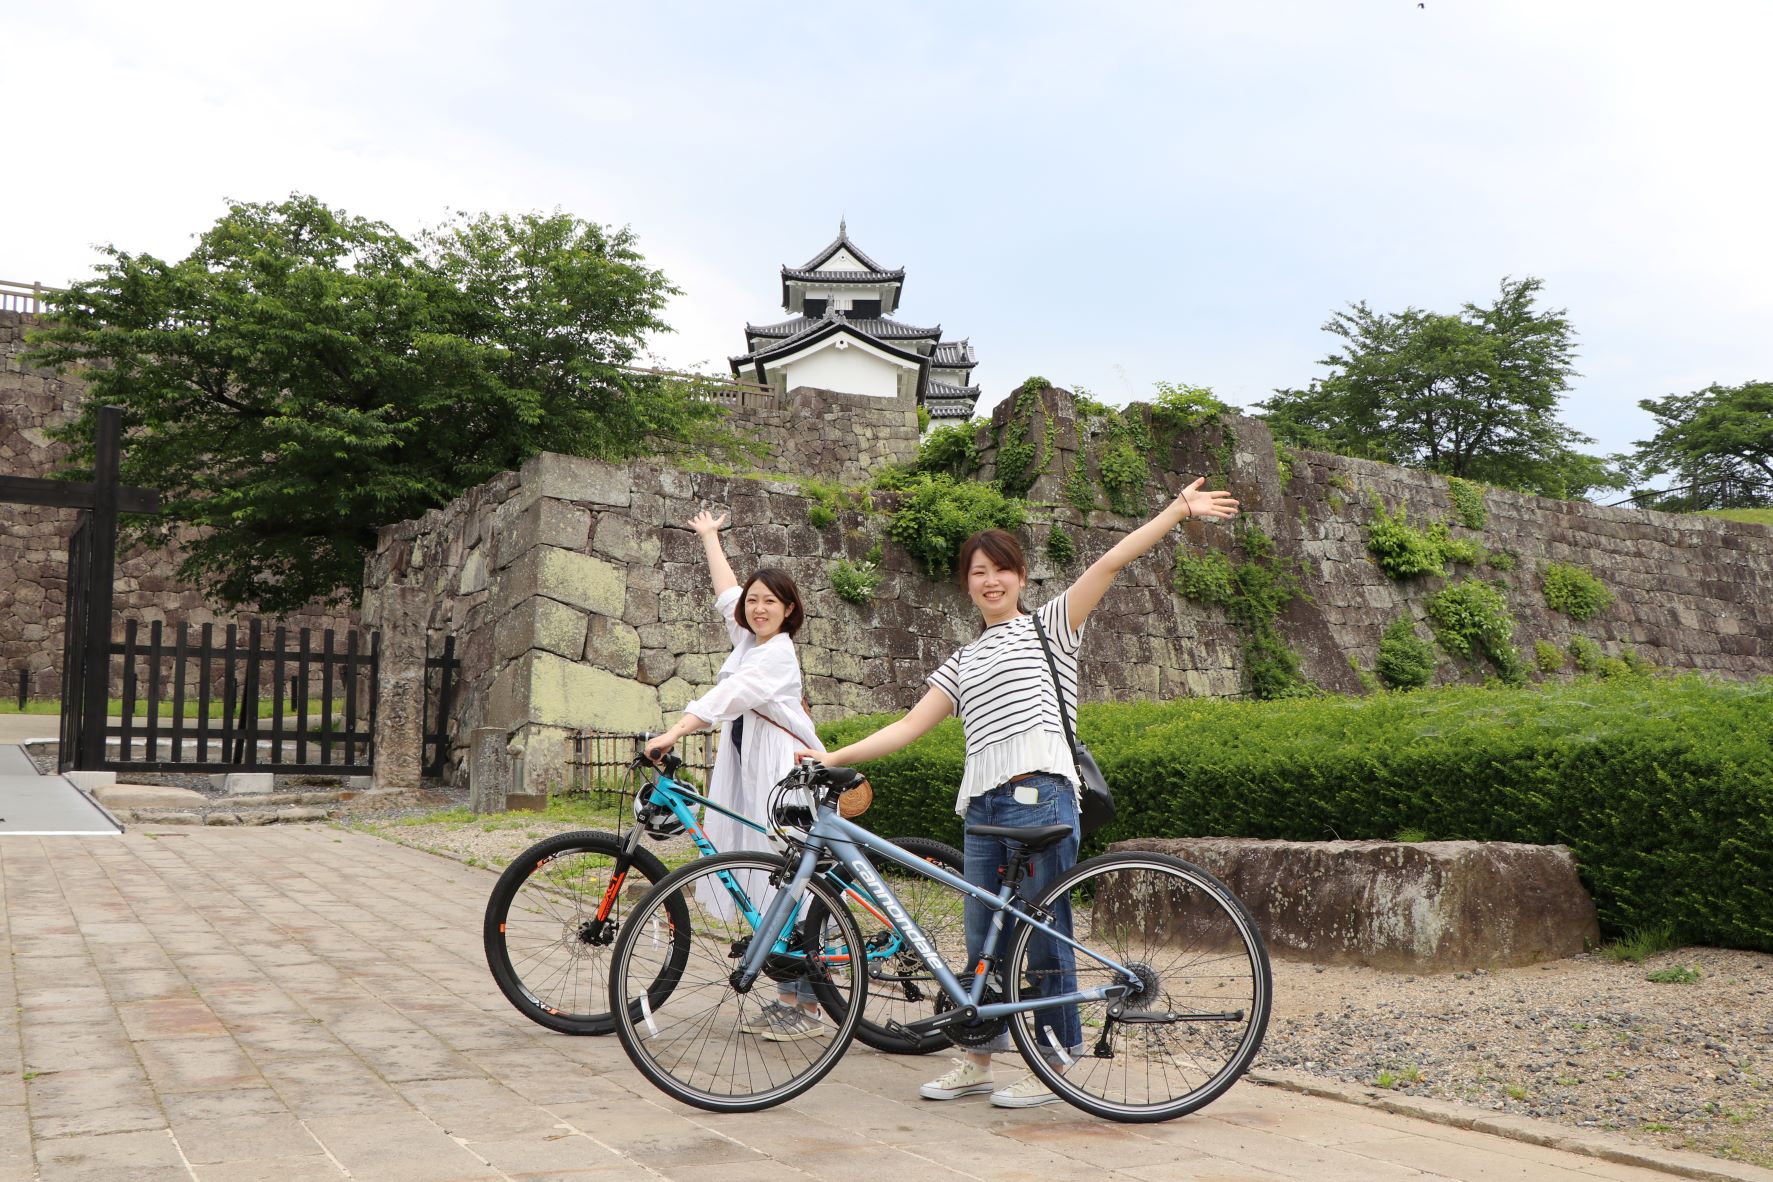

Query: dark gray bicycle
[606,760,1271,1122]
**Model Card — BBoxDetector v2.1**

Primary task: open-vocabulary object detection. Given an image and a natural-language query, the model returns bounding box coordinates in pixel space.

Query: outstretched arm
[1066,477,1238,631]
[794,688,953,766]
[690,510,738,596]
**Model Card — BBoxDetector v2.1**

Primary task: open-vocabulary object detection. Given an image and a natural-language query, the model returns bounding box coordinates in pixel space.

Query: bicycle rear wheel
[608,850,866,1113]
[803,835,967,1055]
[1005,851,1270,1122]
[483,830,688,1035]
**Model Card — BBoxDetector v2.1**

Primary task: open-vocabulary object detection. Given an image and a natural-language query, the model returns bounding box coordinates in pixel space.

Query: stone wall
[366,385,1773,790]
[0,311,356,698]
[724,382,921,485]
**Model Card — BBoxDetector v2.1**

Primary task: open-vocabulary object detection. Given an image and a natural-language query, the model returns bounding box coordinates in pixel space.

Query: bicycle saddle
[964,823,1075,851]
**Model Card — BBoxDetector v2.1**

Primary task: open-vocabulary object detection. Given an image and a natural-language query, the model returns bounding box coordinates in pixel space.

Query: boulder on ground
[1109,838,1600,972]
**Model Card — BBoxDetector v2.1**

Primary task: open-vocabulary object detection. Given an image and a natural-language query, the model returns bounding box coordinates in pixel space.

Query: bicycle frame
[627,766,900,960]
[734,803,1142,1028]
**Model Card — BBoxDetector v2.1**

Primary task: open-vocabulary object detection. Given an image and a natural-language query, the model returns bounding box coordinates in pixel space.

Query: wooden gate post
[370,585,428,791]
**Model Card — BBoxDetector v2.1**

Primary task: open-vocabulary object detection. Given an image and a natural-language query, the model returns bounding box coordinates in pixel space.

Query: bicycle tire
[483,830,688,1036]
[608,850,866,1113]
[1004,851,1271,1123]
[802,835,967,1055]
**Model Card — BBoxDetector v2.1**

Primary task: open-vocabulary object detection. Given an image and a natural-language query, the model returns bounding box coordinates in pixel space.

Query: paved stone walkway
[1,827,1764,1182]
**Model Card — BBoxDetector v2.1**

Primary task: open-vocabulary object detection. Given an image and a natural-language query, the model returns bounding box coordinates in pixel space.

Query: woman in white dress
[644,509,827,1040]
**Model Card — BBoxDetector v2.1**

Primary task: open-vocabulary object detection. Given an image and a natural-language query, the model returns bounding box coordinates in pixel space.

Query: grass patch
[1645,964,1702,984]
[1701,508,1773,526]
[1602,925,1679,963]
[381,794,625,832]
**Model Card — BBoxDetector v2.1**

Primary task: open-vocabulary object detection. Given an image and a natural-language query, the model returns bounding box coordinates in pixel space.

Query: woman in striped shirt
[807,477,1238,1108]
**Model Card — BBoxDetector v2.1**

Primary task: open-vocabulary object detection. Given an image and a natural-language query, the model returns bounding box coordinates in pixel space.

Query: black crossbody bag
[1031,614,1116,837]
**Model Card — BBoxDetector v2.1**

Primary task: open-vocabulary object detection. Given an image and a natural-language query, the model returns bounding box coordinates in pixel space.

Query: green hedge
[820,677,1773,951]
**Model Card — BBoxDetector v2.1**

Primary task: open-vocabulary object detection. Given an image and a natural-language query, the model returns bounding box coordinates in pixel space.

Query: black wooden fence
[105,619,380,774]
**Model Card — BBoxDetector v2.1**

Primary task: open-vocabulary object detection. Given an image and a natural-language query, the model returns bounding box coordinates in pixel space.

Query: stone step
[108,804,336,827]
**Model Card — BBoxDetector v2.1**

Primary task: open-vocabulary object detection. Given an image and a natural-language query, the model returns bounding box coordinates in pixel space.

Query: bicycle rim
[483,831,683,1035]
[1006,852,1271,1122]
[609,851,865,1112]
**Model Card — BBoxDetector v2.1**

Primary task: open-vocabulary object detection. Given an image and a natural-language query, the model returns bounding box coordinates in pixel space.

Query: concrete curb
[1248,1069,1773,1182]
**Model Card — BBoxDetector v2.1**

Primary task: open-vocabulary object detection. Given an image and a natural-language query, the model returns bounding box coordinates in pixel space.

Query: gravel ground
[341,806,1772,1169]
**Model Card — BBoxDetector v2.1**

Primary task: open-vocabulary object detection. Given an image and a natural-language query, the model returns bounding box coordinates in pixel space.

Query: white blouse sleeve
[684,638,800,723]
[713,585,747,648]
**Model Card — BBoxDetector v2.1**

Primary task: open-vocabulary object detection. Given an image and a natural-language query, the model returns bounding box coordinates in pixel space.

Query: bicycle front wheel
[803,835,967,1055]
[483,830,687,1035]
[608,850,866,1113]
[1005,851,1271,1122]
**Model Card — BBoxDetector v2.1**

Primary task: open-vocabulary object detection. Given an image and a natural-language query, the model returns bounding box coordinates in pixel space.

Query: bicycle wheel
[483,830,688,1036]
[1004,851,1270,1122]
[802,835,968,1055]
[608,850,866,1113]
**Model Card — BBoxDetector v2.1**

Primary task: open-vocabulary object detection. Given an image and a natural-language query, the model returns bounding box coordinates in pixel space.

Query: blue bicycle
[607,760,1271,1121]
[483,747,966,1054]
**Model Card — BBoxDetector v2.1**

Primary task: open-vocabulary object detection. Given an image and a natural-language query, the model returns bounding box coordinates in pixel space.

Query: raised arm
[794,687,953,766]
[1066,477,1238,631]
[689,510,738,596]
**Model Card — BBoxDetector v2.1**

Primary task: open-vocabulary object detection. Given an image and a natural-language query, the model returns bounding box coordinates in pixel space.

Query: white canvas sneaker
[919,1057,996,1100]
[990,1073,1061,1108]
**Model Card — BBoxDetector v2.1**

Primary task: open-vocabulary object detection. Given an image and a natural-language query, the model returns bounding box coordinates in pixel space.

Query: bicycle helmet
[632,786,686,840]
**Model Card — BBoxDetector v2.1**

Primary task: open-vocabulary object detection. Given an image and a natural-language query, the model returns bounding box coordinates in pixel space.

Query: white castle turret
[729,222,980,419]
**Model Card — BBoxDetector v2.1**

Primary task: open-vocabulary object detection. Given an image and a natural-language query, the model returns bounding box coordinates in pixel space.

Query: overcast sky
[6,1,1770,463]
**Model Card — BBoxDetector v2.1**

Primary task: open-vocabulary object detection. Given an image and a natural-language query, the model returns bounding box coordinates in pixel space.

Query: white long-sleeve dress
[682,586,824,918]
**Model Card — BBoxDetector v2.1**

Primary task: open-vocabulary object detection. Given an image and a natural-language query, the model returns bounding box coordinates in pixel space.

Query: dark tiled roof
[927,380,980,399]
[780,267,905,284]
[932,339,977,368]
[730,315,934,370]
[795,223,892,273]
[926,398,979,418]
[746,314,940,342]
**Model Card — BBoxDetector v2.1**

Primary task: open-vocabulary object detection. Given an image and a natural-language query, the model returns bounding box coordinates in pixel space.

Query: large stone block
[494,597,588,662]
[486,650,662,732]
[525,451,634,507]
[584,614,642,678]
[1110,837,1600,972]
[590,514,661,566]
[499,547,625,616]
[494,498,592,569]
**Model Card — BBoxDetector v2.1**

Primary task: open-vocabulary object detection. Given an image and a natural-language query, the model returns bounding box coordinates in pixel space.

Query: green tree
[1629,381,1773,511]
[28,195,717,612]
[1256,277,1626,500]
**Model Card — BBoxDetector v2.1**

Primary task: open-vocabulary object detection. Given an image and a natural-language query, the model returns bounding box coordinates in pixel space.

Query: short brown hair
[735,568,805,637]
[956,529,1026,584]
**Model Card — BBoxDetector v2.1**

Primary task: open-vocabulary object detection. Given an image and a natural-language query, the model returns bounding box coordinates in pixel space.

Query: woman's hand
[644,733,678,763]
[792,747,823,764]
[1173,476,1239,522]
[689,510,728,537]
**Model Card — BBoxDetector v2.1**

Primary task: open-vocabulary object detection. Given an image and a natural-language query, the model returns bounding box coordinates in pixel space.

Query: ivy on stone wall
[1364,501,1484,579]
[1425,579,1525,683]
[1173,523,1316,700]
[829,547,883,605]
[1375,617,1438,690]
[1541,561,1613,621]
[1446,477,1488,529]
[992,377,1052,498]
[884,474,1026,578]
[1044,527,1078,569]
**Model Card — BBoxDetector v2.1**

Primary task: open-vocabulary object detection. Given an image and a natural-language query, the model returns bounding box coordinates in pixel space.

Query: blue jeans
[962,773,1082,1057]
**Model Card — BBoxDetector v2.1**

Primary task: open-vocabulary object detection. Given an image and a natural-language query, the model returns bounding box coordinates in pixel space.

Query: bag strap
[750,708,818,754]
[1031,612,1083,757]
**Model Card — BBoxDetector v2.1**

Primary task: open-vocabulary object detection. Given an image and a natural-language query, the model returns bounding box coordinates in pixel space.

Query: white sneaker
[919,1058,996,1100]
[760,1007,826,1042]
[990,1073,1060,1108]
[739,1001,795,1035]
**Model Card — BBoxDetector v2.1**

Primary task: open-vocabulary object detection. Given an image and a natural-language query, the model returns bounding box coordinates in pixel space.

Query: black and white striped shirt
[926,592,1085,809]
